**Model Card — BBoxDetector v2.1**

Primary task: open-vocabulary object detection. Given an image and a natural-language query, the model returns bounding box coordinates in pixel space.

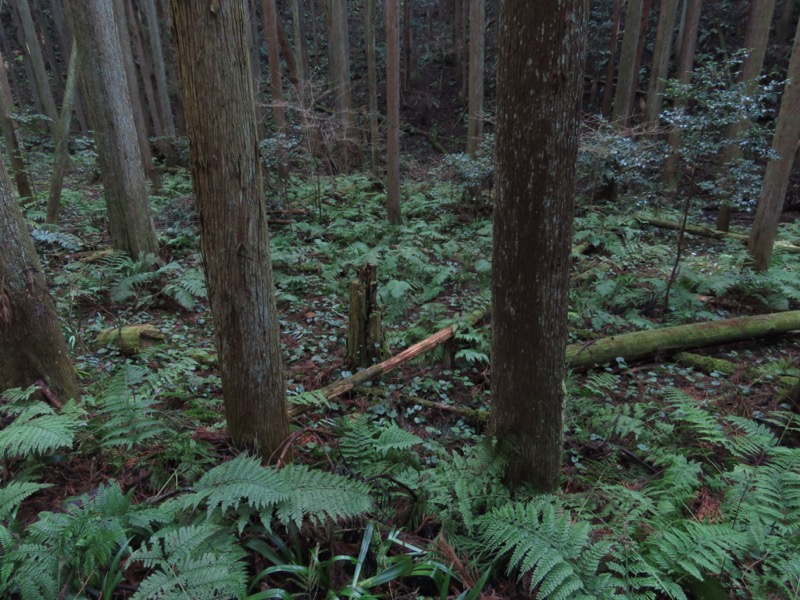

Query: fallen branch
[636,215,800,254]
[288,306,488,416]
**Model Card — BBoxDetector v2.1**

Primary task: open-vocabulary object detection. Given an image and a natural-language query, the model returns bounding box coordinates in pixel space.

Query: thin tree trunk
[276,16,299,86]
[141,0,175,136]
[169,0,290,460]
[454,0,466,97]
[613,0,644,127]
[126,0,165,137]
[644,0,680,124]
[113,0,161,192]
[0,53,33,200]
[386,0,402,225]
[365,0,380,177]
[629,0,653,114]
[0,158,80,404]
[46,42,79,225]
[66,0,160,260]
[466,0,485,156]
[328,0,357,171]
[716,0,776,231]
[491,0,587,492]
[291,0,309,89]
[16,0,59,135]
[663,0,701,189]
[747,16,800,271]
[601,0,625,119]
[403,0,413,92]
[263,0,286,132]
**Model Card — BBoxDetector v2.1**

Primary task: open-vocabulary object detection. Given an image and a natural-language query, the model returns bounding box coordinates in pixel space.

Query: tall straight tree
[716,0,776,231]
[386,0,402,225]
[16,0,59,135]
[66,0,159,260]
[601,0,624,118]
[365,0,380,176]
[169,0,290,460]
[466,0,485,156]
[644,0,680,125]
[491,0,587,491]
[141,0,176,136]
[747,16,800,272]
[613,0,644,127]
[327,0,357,170]
[0,158,79,403]
[0,52,33,200]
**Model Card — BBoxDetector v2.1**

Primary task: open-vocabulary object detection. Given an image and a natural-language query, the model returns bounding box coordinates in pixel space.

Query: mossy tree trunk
[0,159,79,403]
[491,0,587,492]
[169,0,290,461]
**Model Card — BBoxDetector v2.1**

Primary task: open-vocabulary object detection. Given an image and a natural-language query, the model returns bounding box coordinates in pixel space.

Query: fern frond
[0,481,51,520]
[275,464,373,527]
[131,523,247,600]
[476,499,590,598]
[0,400,80,459]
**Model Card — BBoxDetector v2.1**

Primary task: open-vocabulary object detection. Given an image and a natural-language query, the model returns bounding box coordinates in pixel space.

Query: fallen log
[635,215,800,254]
[566,311,800,370]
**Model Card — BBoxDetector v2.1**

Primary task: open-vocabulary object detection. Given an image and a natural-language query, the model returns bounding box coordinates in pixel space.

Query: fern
[131,523,247,600]
[90,365,171,449]
[0,397,83,459]
[0,481,51,521]
[338,416,423,477]
[475,498,592,598]
[275,464,374,528]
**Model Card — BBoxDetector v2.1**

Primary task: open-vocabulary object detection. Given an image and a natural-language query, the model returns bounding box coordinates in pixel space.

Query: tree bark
[491,0,587,492]
[777,0,797,43]
[403,0,414,93]
[112,0,162,192]
[466,0,485,156]
[263,0,286,132]
[126,0,165,138]
[16,0,59,135]
[613,0,644,127]
[716,0,776,231]
[290,0,309,90]
[663,0,701,189]
[644,0,680,125]
[66,0,160,260]
[365,0,380,177]
[0,159,79,403]
[747,16,800,271]
[141,0,176,136]
[386,0,402,225]
[46,41,79,225]
[327,0,357,171]
[169,0,290,460]
[601,0,624,119]
[0,53,33,200]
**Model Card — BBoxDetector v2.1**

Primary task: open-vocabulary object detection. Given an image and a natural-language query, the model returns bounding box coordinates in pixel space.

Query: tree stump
[346,264,386,368]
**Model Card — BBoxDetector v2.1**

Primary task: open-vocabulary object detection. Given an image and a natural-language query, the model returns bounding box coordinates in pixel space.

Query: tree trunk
[66,0,160,260]
[327,0,357,171]
[466,0,485,156]
[777,0,797,43]
[16,0,59,135]
[48,0,88,133]
[747,16,800,271]
[169,0,290,460]
[454,0,467,97]
[601,0,624,119]
[663,0,701,190]
[613,0,644,127]
[46,42,79,225]
[716,0,776,231]
[0,53,33,200]
[644,0,680,125]
[112,0,162,192]
[0,159,79,403]
[403,0,413,92]
[126,0,165,138]
[141,0,176,136]
[386,0,402,225]
[291,0,309,91]
[365,0,380,177]
[491,0,587,492]
[263,0,286,133]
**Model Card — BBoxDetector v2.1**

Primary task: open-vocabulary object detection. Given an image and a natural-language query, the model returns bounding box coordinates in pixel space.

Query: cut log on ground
[566,311,800,370]
[636,215,800,254]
